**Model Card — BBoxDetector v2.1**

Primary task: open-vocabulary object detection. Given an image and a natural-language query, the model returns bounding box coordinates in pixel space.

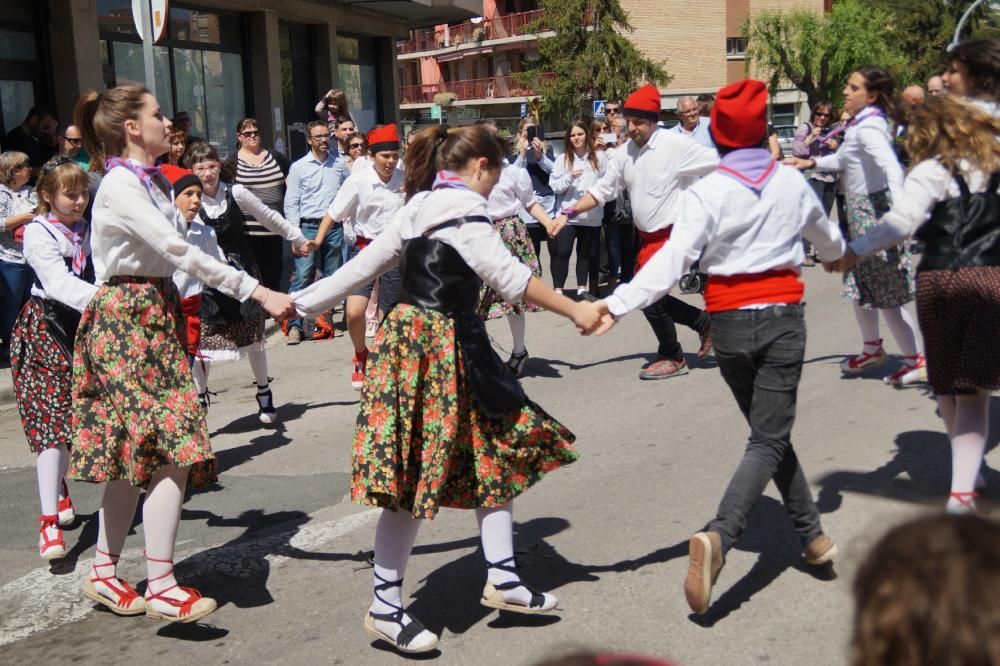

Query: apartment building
[396,0,827,135]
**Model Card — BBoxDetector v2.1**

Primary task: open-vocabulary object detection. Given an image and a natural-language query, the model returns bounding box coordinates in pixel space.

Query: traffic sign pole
[139,0,156,97]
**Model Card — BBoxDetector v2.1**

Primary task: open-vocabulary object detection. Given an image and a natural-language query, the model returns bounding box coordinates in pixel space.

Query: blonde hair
[35,157,89,216]
[904,94,1000,175]
[0,151,30,187]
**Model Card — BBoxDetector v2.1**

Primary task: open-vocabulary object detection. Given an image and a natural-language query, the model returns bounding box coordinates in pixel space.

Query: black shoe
[578,291,598,303]
[256,386,278,424]
[506,349,529,377]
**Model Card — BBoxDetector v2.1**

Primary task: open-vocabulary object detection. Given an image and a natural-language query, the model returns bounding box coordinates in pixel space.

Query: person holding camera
[314,89,354,149]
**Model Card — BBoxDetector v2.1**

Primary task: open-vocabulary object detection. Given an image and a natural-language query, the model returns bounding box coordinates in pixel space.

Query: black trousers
[246,234,285,291]
[642,294,709,359]
[705,305,823,553]
[551,225,600,290]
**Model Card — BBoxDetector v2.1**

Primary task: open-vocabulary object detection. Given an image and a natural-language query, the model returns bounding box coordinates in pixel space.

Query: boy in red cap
[557,82,718,380]
[313,123,405,389]
[594,80,847,614]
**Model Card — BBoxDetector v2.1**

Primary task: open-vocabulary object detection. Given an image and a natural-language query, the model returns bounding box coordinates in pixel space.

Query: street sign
[430,104,442,120]
[593,99,607,117]
[132,0,169,43]
[520,103,527,117]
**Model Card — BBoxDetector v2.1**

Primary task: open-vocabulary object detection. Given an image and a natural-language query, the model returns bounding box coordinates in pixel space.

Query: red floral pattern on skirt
[69,277,216,488]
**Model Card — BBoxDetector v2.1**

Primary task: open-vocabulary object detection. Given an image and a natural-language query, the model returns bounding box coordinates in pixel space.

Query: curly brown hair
[852,513,1000,666]
[903,94,1000,175]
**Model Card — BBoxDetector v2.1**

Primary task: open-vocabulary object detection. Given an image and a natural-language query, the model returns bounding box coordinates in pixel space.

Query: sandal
[506,349,529,378]
[143,553,217,623]
[38,515,66,560]
[82,548,146,615]
[57,479,75,526]
[255,386,278,425]
[363,572,438,653]
[948,491,979,514]
[884,352,927,386]
[480,556,557,614]
[840,339,888,374]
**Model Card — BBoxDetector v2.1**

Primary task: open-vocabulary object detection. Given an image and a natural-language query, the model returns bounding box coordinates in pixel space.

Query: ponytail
[402,125,505,201]
[74,85,151,175]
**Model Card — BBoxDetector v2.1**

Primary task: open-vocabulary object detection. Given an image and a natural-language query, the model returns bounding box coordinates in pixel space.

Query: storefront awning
[341,0,481,28]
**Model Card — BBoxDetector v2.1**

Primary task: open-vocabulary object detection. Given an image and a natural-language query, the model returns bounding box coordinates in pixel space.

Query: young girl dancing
[787,66,924,386]
[835,95,1000,513]
[11,157,96,559]
[292,125,598,653]
[185,142,310,423]
[72,85,294,623]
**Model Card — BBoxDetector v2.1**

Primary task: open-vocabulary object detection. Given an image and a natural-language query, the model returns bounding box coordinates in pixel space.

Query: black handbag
[39,298,82,363]
[453,315,526,418]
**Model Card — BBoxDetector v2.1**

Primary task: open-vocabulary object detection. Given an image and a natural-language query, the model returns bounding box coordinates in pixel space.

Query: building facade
[394,0,827,136]
[0,0,478,159]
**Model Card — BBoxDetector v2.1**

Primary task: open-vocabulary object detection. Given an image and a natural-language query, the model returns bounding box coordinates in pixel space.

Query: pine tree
[517,0,671,123]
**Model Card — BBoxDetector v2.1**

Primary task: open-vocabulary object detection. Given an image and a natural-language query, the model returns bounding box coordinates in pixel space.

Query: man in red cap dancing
[593,80,845,614]
[558,83,716,380]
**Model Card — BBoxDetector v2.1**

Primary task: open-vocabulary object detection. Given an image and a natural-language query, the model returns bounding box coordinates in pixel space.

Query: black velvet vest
[398,216,526,417]
[29,221,96,362]
[915,172,1000,271]
[198,186,265,323]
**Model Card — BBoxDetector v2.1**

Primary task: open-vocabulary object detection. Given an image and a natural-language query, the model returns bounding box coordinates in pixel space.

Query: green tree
[743,0,908,111]
[518,0,672,122]
[872,0,1000,82]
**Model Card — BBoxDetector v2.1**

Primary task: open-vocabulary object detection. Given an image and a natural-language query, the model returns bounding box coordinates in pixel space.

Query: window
[338,33,380,132]
[726,37,747,57]
[99,3,246,157]
[770,103,796,127]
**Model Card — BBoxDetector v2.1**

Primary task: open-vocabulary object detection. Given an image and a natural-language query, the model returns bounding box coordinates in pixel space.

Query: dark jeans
[0,259,33,349]
[289,220,343,332]
[551,224,600,290]
[805,179,837,256]
[605,223,637,282]
[705,305,823,553]
[642,294,708,359]
[835,193,849,241]
[246,234,285,291]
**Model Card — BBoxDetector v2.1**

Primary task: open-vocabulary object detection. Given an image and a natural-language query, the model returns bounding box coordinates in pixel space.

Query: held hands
[253,286,296,321]
[822,247,858,273]
[783,156,814,171]
[571,299,617,336]
[294,240,319,257]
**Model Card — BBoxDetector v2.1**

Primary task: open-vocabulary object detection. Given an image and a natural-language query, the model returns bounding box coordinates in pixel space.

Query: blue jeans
[705,305,823,553]
[0,259,33,350]
[289,221,343,332]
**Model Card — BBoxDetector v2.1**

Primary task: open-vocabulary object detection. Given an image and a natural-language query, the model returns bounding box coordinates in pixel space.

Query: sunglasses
[240,130,260,138]
[605,107,621,113]
[814,112,831,118]
[349,143,365,149]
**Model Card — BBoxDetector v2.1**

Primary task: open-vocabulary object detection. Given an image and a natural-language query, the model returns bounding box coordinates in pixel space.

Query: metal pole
[949,0,987,51]
[139,0,157,97]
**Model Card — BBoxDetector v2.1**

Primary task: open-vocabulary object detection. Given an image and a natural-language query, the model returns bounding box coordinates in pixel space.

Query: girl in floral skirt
[834,95,1000,513]
[292,125,599,654]
[787,66,925,386]
[11,157,97,559]
[71,86,294,623]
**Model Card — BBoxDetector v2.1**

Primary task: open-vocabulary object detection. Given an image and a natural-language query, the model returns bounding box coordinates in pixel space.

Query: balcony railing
[399,73,554,105]
[397,9,547,55]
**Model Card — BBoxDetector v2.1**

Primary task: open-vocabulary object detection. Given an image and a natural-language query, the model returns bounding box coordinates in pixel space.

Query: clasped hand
[293,240,320,257]
[821,247,858,274]
[571,299,617,336]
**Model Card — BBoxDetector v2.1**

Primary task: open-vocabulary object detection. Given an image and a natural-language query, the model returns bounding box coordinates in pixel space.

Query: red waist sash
[704,270,803,313]
[180,294,202,357]
[635,227,673,275]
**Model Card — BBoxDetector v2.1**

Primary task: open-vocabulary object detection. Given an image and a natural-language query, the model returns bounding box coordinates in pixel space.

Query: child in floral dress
[292,125,599,654]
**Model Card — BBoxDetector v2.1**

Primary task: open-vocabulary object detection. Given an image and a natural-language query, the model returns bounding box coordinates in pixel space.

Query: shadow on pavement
[689,496,837,627]
[210,400,357,437]
[814,396,1000,513]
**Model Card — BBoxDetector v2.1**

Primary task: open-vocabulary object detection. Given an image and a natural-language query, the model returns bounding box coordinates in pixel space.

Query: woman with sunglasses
[0,151,37,363]
[225,118,292,292]
[793,101,842,265]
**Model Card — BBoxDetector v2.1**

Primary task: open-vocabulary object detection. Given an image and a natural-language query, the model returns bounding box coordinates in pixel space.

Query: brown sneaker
[685,531,724,614]
[638,356,689,380]
[803,535,838,566]
[696,326,713,359]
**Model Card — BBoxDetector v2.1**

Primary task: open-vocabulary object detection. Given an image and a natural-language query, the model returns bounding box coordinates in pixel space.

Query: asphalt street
[0,265,995,666]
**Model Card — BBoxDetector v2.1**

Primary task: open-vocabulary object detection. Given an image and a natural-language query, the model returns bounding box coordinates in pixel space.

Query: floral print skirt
[10,299,74,453]
[842,189,915,309]
[478,215,543,321]
[70,277,216,489]
[352,303,578,519]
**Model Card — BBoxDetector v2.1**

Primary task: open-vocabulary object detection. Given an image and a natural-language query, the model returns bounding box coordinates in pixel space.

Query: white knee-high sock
[192,358,209,395]
[247,348,270,388]
[947,391,990,513]
[507,314,527,355]
[881,306,920,358]
[371,509,422,614]
[95,480,141,574]
[36,446,65,516]
[476,503,518,585]
[143,465,190,599]
[853,303,881,350]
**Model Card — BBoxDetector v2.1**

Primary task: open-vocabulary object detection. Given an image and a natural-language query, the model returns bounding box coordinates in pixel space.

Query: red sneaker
[351,349,369,391]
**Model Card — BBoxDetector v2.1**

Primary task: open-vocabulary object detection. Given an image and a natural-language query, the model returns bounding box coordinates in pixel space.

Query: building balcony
[397,9,548,56]
[399,72,554,106]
